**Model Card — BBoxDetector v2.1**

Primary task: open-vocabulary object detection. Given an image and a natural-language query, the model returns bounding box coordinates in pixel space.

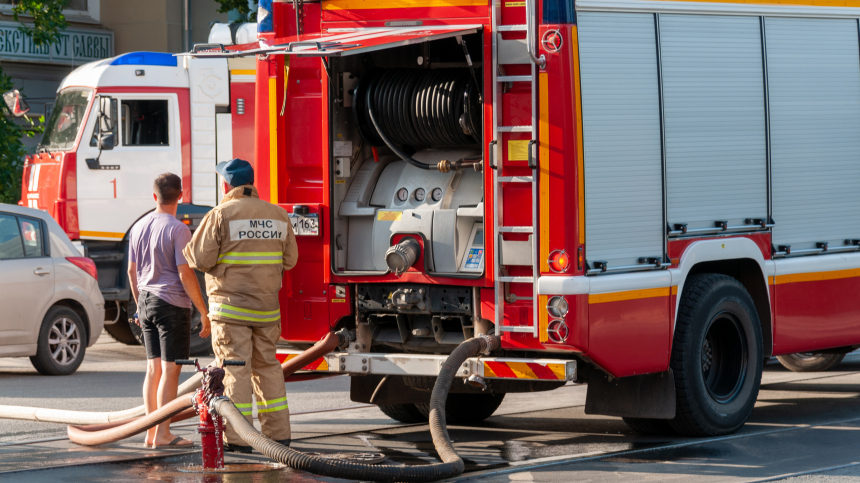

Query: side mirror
[2,89,30,117]
[97,96,117,151]
[98,132,115,150]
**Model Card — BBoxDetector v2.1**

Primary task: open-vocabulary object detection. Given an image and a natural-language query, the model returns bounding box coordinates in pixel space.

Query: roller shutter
[767,18,860,250]
[578,12,664,268]
[660,15,767,231]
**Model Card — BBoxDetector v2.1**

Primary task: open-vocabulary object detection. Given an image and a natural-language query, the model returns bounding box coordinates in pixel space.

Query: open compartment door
[184,25,481,58]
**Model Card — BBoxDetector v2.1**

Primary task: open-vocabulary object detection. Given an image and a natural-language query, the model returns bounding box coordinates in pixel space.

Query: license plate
[289,213,319,236]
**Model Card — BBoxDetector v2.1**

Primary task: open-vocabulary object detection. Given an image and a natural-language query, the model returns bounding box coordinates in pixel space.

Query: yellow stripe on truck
[588,287,671,304]
[80,230,125,239]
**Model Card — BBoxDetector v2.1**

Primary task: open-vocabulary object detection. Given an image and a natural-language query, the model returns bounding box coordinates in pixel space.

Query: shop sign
[0,21,112,64]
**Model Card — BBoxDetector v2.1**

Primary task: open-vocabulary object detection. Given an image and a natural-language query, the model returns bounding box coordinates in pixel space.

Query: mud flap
[584,369,676,419]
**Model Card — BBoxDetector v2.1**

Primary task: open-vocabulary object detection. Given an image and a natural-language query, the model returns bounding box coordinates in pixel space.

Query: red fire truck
[192,0,860,435]
[21,35,259,354]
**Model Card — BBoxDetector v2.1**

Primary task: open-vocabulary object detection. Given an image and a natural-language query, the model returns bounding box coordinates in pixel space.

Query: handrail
[668,219,773,237]
[524,0,546,68]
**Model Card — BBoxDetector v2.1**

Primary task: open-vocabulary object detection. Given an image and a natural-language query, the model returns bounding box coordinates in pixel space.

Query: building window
[0,0,87,11]
[121,100,169,146]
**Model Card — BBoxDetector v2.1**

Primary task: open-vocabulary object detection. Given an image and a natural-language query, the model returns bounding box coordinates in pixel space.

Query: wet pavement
[3,336,860,482]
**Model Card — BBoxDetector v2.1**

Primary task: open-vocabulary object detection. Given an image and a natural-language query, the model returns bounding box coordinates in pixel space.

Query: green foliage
[0,0,65,204]
[11,0,69,46]
[213,0,257,21]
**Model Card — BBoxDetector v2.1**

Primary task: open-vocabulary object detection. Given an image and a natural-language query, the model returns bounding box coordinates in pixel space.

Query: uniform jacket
[183,185,298,325]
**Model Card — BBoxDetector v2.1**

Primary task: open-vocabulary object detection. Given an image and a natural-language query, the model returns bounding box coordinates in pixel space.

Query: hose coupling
[208,396,231,416]
[436,158,483,173]
[385,237,421,275]
[334,328,356,349]
[478,333,500,355]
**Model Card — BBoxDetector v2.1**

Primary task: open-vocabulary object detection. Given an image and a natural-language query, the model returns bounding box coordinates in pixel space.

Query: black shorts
[139,291,191,362]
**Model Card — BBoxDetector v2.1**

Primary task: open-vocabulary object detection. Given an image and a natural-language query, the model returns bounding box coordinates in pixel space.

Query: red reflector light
[548,250,570,273]
[182,219,192,225]
[66,256,98,280]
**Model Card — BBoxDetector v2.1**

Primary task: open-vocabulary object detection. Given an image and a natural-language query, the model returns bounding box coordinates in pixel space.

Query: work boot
[224,443,253,454]
[276,439,291,447]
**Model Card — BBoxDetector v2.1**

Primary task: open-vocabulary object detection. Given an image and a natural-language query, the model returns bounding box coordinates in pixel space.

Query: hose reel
[354,69,482,170]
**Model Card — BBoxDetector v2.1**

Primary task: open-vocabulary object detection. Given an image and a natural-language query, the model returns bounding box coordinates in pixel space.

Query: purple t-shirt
[128,212,193,308]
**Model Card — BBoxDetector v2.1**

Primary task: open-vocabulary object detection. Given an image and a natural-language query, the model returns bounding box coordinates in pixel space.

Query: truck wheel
[776,352,846,372]
[30,306,87,376]
[415,393,506,424]
[670,274,763,436]
[103,303,141,346]
[377,404,428,423]
[622,417,675,435]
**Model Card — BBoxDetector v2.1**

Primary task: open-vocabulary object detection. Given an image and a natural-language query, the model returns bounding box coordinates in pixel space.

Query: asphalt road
[3,332,860,482]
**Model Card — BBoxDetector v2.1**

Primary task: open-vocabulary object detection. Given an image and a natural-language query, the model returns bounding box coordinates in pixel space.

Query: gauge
[396,188,409,202]
[431,187,443,202]
[414,188,426,202]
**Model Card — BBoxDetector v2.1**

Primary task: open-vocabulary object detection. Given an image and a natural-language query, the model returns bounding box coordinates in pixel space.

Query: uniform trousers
[211,320,291,444]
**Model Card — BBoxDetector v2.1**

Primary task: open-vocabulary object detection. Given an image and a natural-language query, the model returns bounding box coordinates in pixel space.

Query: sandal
[152,436,194,448]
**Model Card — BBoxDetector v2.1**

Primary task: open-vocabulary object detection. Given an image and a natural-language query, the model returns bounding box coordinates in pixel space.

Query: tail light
[547,249,570,273]
[66,256,98,280]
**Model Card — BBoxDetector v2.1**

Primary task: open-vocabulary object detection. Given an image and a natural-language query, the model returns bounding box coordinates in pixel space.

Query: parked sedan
[0,204,105,375]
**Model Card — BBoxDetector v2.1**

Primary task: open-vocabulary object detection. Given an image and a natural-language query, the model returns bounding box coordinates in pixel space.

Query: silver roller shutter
[767,18,860,250]
[579,12,664,268]
[660,15,767,231]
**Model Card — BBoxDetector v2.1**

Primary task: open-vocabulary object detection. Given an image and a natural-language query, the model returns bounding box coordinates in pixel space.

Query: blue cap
[216,159,254,187]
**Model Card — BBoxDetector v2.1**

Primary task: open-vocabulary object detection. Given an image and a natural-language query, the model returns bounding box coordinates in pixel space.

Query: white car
[0,204,105,375]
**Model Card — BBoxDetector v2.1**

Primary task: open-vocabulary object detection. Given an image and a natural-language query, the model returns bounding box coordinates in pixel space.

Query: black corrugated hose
[212,334,501,482]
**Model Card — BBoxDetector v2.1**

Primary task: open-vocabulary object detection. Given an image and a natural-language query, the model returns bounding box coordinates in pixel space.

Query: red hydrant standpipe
[177,359,246,470]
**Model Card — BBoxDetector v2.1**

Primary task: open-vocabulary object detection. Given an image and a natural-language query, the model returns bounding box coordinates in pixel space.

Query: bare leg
[143,358,162,446]
[152,361,190,445]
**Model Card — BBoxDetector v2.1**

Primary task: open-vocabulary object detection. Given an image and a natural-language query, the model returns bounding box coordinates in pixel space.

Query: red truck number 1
[110,178,116,198]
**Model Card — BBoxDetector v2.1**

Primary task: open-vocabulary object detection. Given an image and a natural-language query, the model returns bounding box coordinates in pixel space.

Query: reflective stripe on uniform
[257,396,288,414]
[210,303,280,322]
[217,251,282,265]
[234,401,254,416]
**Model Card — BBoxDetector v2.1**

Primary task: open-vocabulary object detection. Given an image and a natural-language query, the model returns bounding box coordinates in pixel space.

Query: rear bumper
[277,349,576,382]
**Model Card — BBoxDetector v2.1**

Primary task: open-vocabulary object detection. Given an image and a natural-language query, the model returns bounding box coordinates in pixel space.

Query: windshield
[38,88,93,152]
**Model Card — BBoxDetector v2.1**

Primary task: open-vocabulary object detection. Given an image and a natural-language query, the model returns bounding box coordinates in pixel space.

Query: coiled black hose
[354,69,481,171]
[212,334,501,482]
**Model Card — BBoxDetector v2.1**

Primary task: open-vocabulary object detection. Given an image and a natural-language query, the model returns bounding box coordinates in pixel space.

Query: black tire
[415,393,506,424]
[103,317,141,345]
[378,403,428,423]
[128,272,212,357]
[669,273,763,436]
[29,306,87,376]
[623,417,676,435]
[105,301,143,345]
[776,352,846,372]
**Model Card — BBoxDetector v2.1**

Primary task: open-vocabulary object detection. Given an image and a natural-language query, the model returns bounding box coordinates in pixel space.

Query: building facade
[2,0,228,151]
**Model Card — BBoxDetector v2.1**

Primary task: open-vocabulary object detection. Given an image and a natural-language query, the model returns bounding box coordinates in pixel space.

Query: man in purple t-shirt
[128,173,211,448]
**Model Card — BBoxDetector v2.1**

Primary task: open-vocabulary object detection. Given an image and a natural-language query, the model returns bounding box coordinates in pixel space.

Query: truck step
[499,226,533,233]
[498,75,532,83]
[498,176,534,183]
[497,125,532,133]
[499,276,534,283]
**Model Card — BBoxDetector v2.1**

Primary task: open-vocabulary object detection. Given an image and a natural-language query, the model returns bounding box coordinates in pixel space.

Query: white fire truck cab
[22,45,258,351]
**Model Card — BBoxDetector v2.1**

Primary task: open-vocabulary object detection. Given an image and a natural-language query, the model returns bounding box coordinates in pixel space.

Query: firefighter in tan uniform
[183,159,297,453]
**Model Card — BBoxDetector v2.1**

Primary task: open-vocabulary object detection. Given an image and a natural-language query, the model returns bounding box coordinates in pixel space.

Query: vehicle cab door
[0,213,54,348]
[76,93,182,242]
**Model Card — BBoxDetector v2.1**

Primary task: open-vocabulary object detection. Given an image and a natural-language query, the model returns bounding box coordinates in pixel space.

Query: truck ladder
[491,0,542,337]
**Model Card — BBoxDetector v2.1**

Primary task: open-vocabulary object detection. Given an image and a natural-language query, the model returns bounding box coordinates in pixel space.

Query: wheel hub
[701,312,748,403]
[702,338,713,373]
